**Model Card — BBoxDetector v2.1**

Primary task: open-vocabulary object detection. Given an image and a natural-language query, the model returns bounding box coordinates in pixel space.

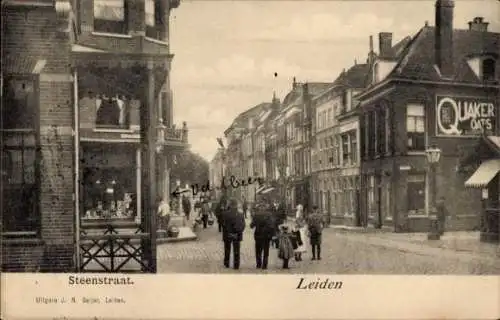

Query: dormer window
[482,58,496,81]
[94,0,127,34]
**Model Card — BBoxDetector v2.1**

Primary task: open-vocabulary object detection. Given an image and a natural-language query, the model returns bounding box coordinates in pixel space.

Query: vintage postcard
[1,0,499,319]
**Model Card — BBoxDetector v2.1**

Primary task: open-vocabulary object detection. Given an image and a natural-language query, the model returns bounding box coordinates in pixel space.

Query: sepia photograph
[1,0,499,281]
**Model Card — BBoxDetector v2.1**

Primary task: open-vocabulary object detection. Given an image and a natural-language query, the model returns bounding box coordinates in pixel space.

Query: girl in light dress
[293,204,307,261]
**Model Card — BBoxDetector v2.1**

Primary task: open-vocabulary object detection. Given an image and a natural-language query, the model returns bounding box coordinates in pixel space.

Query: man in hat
[250,200,275,270]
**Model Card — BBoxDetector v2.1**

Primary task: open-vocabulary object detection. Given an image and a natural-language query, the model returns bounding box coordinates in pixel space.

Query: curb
[157,235,198,244]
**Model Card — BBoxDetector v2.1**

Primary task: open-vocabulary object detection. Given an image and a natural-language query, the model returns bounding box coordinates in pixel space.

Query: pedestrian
[215,195,227,233]
[293,204,307,261]
[307,205,324,260]
[277,225,295,269]
[222,198,246,270]
[200,200,211,229]
[436,196,448,236]
[157,197,171,230]
[182,195,191,221]
[242,197,248,219]
[250,201,275,270]
[271,199,286,248]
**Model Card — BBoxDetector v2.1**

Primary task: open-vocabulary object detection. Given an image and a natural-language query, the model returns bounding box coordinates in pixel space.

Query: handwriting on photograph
[172,175,265,197]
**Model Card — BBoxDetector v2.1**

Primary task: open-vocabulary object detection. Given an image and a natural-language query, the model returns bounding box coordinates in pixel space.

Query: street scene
[159,216,500,274]
[1,0,499,275]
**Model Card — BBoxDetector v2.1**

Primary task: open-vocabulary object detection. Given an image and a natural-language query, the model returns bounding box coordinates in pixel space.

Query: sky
[169,0,500,162]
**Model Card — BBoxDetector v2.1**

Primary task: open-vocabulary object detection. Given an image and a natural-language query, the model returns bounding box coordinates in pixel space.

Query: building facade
[1,0,187,272]
[358,0,499,232]
[314,64,368,226]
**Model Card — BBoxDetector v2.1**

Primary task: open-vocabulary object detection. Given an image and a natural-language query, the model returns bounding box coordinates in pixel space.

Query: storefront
[80,143,140,222]
[463,135,500,243]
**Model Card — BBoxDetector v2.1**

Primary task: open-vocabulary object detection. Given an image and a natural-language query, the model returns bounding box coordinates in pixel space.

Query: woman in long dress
[293,204,307,261]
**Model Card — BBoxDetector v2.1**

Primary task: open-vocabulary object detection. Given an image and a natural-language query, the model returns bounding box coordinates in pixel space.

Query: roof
[224,102,271,135]
[391,26,500,83]
[333,63,370,88]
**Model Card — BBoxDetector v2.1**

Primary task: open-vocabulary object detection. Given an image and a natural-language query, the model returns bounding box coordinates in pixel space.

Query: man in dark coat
[436,196,448,236]
[250,201,275,269]
[182,195,191,221]
[214,195,228,233]
[222,198,246,269]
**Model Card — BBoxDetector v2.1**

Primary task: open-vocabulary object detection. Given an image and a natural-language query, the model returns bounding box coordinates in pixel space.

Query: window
[1,77,39,234]
[342,91,349,113]
[406,104,425,151]
[94,0,127,34]
[377,108,385,155]
[384,105,391,154]
[482,58,496,81]
[95,95,129,129]
[81,148,137,220]
[407,174,425,213]
[145,0,157,38]
[342,134,349,165]
[350,131,357,164]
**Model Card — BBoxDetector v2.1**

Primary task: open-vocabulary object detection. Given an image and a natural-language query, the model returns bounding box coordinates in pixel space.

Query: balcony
[156,121,188,150]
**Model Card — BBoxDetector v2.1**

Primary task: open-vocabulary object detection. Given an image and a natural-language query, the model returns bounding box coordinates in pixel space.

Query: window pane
[407,104,424,116]
[6,150,23,184]
[145,0,155,26]
[416,117,425,132]
[94,0,125,21]
[2,79,35,129]
[24,149,36,184]
[406,117,416,132]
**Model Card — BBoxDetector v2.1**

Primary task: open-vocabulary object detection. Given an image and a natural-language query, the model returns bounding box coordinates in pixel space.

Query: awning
[464,159,500,188]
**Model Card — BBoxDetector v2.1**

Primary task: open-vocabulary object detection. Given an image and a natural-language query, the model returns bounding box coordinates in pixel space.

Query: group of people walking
[212,195,325,270]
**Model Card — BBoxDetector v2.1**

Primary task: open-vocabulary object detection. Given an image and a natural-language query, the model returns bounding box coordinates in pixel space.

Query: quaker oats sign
[436,95,496,136]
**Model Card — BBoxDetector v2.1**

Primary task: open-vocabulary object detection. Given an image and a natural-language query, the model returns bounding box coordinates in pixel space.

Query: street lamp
[426,145,442,240]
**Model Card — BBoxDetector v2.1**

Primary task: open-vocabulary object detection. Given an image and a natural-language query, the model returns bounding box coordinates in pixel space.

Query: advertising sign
[436,96,496,136]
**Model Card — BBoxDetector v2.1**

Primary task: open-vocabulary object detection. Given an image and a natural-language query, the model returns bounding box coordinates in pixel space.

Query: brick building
[358,0,499,232]
[311,62,369,227]
[1,0,187,272]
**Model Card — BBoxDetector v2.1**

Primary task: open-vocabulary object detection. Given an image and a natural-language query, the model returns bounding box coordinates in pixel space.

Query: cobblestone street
[157,220,500,274]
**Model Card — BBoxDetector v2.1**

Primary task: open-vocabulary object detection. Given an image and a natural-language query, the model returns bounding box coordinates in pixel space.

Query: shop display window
[81,166,136,220]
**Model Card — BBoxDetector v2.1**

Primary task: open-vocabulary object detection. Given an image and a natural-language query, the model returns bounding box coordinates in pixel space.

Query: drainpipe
[73,69,81,271]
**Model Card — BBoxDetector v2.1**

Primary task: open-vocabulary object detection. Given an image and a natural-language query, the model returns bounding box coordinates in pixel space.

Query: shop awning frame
[464,159,500,188]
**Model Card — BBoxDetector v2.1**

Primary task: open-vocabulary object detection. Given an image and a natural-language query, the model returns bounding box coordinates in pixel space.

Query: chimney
[468,17,489,32]
[367,35,376,65]
[271,91,280,109]
[292,77,297,89]
[302,83,309,97]
[378,32,393,58]
[435,0,454,78]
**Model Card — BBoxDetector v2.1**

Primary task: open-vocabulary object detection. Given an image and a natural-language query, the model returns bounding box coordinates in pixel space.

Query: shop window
[95,95,129,128]
[407,174,425,213]
[482,58,496,81]
[406,104,425,151]
[81,150,137,220]
[94,0,127,34]
[1,77,39,235]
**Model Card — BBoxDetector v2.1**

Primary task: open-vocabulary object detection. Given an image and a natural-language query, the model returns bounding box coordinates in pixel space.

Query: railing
[161,122,188,144]
[79,219,153,273]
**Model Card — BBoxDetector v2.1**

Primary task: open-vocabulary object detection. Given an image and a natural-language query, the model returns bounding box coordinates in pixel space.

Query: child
[292,222,305,261]
[278,225,295,269]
